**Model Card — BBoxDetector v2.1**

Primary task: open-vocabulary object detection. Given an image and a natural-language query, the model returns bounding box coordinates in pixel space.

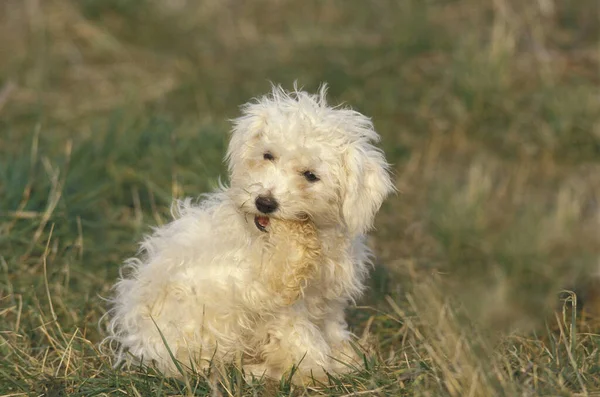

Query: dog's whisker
[239,198,250,210]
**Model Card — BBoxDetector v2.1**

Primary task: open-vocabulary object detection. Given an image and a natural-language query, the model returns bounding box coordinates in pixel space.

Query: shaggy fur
[106,84,394,383]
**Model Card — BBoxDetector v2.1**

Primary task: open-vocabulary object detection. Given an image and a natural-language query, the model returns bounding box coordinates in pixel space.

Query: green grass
[1,0,599,395]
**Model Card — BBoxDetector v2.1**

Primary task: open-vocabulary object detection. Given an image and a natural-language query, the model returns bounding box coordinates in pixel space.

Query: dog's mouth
[254,215,270,232]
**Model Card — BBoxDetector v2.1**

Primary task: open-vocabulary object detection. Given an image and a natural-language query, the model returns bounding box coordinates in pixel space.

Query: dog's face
[226,86,393,236]
[228,127,344,232]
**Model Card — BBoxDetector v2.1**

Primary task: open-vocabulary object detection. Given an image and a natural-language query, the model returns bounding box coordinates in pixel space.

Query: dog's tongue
[255,215,270,229]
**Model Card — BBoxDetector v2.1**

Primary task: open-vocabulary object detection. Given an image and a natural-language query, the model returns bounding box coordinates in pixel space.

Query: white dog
[106,84,393,383]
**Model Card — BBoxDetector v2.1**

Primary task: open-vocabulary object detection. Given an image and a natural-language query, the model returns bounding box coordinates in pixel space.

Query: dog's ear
[226,109,265,174]
[342,143,394,236]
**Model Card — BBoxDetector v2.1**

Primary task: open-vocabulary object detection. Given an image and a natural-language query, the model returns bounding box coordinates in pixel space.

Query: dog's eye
[263,152,275,161]
[302,171,319,182]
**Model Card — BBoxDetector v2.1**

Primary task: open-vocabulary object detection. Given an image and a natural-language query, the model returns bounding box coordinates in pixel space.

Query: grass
[1,0,599,395]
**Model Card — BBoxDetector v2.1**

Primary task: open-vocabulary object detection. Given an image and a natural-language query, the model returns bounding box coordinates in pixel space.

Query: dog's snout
[255,195,279,214]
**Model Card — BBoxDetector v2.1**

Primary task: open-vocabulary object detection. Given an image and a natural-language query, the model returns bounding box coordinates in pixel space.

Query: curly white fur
[105,84,394,383]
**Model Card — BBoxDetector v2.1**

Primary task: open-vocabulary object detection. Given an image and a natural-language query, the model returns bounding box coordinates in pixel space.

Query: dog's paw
[267,218,320,254]
[243,363,281,381]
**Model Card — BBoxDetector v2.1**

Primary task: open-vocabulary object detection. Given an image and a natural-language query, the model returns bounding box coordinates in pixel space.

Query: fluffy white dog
[106,85,393,383]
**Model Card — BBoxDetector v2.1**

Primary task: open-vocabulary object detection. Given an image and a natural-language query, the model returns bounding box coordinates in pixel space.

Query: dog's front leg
[261,219,322,305]
[256,309,330,383]
[320,303,365,373]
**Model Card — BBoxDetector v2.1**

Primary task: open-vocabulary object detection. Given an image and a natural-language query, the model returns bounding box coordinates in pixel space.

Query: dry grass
[1,0,599,395]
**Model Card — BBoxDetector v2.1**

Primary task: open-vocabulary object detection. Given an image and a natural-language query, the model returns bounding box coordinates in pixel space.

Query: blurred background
[1,0,599,395]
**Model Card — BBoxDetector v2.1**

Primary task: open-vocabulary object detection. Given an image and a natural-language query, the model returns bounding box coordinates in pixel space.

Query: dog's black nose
[255,195,279,214]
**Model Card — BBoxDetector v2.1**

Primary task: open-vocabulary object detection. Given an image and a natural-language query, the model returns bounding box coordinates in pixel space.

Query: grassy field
[1,0,599,395]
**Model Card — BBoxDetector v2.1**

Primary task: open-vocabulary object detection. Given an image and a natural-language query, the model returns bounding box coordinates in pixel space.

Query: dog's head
[226,84,394,237]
